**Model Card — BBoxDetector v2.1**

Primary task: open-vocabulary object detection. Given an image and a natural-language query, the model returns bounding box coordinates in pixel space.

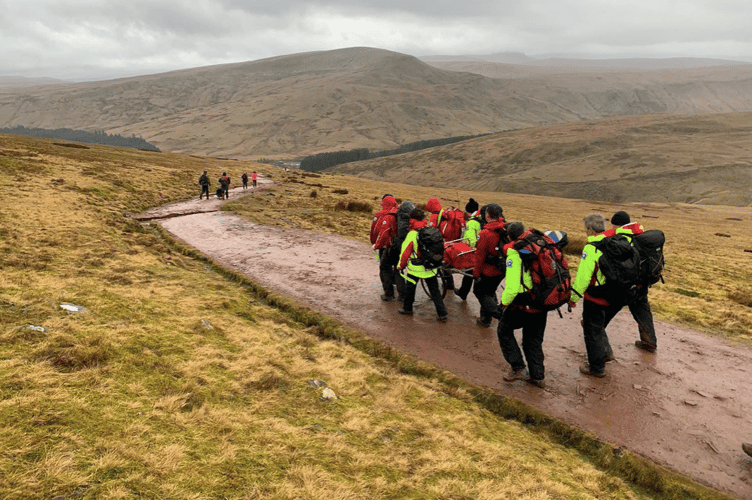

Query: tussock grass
[0,134,733,499]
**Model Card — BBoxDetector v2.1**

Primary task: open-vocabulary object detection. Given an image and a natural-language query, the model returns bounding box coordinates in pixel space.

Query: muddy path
[136,182,752,499]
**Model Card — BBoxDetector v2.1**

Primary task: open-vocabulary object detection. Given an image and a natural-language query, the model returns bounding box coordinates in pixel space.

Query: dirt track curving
[136,182,752,499]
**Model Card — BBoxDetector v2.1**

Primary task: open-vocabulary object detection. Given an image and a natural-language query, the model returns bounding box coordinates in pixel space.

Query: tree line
[299,134,490,172]
[0,126,160,151]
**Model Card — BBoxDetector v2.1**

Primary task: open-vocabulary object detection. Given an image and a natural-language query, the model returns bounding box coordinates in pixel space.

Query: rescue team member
[370,194,399,301]
[252,171,258,187]
[455,198,481,301]
[397,209,448,322]
[426,197,454,292]
[497,222,548,389]
[568,214,617,377]
[607,210,658,353]
[472,203,506,327]
[198,171,210,199]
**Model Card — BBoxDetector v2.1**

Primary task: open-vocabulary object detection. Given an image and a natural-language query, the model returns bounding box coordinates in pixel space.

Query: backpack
[219,176,229,188]
[241,173,248,182]
[486,226,510,271]
[438,208,466,242]
[412,227,445,270]
[396,201,416,240]
[631,229,665,285]
[373,210,397,249]
[199,174,209,186]
[593,234,642,304]
[514,229,572,311]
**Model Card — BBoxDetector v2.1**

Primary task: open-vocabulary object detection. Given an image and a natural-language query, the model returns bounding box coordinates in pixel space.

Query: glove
[474,277,481,284]
[567,300,576,310]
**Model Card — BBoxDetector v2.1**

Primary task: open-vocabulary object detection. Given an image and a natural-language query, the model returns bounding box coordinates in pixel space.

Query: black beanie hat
[465,198,479,213]
[611,210,630,226]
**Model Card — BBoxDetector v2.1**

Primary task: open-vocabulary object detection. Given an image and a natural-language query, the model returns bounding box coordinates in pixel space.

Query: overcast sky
[2,0,751,81]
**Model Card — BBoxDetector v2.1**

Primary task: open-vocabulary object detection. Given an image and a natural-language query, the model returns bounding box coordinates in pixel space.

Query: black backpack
[593,234,642,304]
[631,229,665,285]
[413,227,445,269]
[486,226,510,271]
[388,200,417,265]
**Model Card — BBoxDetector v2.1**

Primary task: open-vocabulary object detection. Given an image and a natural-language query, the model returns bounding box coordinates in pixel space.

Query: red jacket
[602,222,644,238]
[426,198,443,227]
[399,219,428,269]
[473,219,506,278]
[370,196,399,248]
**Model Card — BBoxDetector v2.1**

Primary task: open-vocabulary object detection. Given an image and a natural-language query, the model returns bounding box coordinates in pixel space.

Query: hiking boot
[635,340,657,353]
[579,363,606,378]
[398,308,413,315]
[743,443,752,457]
[380,294,396,302]
[437,315,448,323]
[476,317,492,328]
[605,352,616,362]
[503,367,529,381]
[526,378,546,389]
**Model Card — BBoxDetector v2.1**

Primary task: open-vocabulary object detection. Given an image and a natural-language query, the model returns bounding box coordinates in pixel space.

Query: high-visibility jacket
[399,219,438,280]
[463,212,482,248]
[570,233,609,306]
[500,247,535,308]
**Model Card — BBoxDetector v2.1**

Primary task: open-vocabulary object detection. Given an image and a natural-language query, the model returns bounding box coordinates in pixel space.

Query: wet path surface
[137,183,752,498]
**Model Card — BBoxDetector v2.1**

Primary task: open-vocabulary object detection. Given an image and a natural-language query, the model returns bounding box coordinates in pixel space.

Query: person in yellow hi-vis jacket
[455,198,481,301]
[497,222,549,389]
[568,213,617,378]
[397,208,448,322]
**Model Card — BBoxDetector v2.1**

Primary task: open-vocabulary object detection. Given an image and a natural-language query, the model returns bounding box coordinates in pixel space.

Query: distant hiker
[198,171,210,200]
[371,194,399,301]
[397,208,448,321]
[472,203,507,327]
[218,172,231,199]
[604,210,659,353]
[569,214,619,377]
[252,171,258,187]
[497,222,548,389]
[241,172,249,189]
[455,198,481,301]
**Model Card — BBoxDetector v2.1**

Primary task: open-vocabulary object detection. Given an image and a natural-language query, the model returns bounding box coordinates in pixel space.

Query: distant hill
[0,76,68,87]
[2,47,752,159]
[328,112,752,207]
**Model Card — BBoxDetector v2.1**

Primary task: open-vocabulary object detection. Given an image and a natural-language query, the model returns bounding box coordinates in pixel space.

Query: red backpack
[514,229,571,312]
[437,208,466,242]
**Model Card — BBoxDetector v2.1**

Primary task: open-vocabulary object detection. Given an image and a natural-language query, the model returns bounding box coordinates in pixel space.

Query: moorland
[1,134,744,499]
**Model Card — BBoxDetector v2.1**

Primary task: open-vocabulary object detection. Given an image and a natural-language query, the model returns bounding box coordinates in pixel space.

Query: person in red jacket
[371,194,399,301]
[472,203,506,327]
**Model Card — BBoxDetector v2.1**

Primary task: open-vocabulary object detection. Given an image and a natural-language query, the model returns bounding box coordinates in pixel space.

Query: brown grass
[0,134,734,500]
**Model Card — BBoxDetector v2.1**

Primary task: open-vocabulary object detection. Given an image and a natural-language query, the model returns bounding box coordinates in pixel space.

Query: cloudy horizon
[3,0,752,82]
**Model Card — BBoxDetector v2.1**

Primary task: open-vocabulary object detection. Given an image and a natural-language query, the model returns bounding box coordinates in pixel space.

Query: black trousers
[497,306,548,381]
[582,300,622,373]
[402,273,447,317]
[456,274,474,300]
[378,248,397,297]
[628,287,657,347]
[473,274,504,322]
[200,185,209,198]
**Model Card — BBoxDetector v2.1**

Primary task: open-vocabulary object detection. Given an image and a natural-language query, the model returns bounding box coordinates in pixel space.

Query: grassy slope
[329,112,752,206]
[0,135,735,499]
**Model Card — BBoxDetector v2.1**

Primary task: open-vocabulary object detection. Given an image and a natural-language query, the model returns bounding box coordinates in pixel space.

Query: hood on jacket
[381,195,398,210]
[426,198,442,213]
[409,219,428,231]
